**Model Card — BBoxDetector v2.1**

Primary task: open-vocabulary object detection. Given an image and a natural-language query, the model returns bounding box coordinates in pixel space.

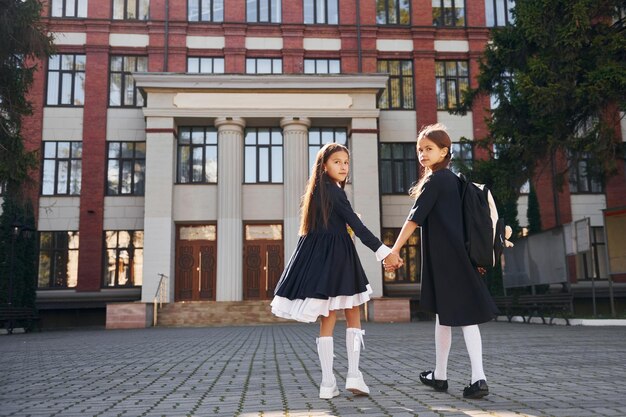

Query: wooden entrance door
[175,225,217,301]
[243,224,284,300]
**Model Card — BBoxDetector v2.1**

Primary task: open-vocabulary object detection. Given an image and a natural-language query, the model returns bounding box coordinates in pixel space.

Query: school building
[8,0,626,327]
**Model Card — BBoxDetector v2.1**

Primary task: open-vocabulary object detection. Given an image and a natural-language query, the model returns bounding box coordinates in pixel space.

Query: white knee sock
[434,315,451,381]
[346,328,365,377]
[462,324,486,383]
[317,336,335,387]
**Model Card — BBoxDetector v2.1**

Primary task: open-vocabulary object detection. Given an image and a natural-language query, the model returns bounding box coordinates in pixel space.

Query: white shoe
[345,371,370,395]
[319,381,340,399]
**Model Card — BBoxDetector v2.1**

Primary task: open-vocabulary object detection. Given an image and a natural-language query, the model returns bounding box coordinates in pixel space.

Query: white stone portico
[134,74,388,304]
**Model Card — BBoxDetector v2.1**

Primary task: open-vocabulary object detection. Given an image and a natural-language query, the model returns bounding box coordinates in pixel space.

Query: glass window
[38,231,79,288]
[450,142,473,174]
[247,0,281,23]
[485,0,515,27]
[303,58,340,74]
[382,228,420,283]
[432,0,465,27]
[106,142,146,195]
[109,55,148,107]
[113,0,149,20]
[42,141,82,196]
[187,57,225,73]
[376,0,410,25]
[104,231,144,287]
[435,60,469,110]
[46,54,86,106]
[246,58,282,74]
[304,0,338,24]
[244,128,283,183]
[188,0,224,22]
[379,143,418,194]
[177,127,218,184]
[569,153,604,194]
[377,60,414,110]
[50,0,88,17]
[308,128,348,172]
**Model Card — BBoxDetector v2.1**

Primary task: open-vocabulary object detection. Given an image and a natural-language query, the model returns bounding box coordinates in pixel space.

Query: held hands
[383,251,404,271]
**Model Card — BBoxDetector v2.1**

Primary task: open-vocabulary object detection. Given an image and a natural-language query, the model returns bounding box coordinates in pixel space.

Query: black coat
[407,169,497,326]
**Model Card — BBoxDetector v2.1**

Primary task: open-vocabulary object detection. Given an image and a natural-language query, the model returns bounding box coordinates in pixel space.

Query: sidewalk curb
[496,316,626,326]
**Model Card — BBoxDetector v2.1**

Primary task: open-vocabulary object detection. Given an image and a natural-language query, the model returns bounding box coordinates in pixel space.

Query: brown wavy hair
[409,123,452,199]
[299,143,349,235]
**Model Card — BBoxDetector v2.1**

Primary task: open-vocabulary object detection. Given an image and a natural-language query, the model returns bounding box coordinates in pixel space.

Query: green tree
[457,0,626,226]
[1,0,54,197]
[527,183,542,233]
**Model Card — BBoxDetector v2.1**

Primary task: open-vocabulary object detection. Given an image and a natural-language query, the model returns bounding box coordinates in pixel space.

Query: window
[435,60,469,110]
[106,142,146,195]
[38,231,79,289]
[46,54,86,106]
[104,231,144,287]
[244,128,283,183]
[304,59,340,74]
[377,60,414,110]
[485,0,514,27]
[376,0,410,25]
[569,153,603,194]
[109,56,148,107]
[247,0,281,23]
[304,0,338,24]
[42,141,82,196]
[308,128,347,172]
[113,0,149,20]
[188,0,224,22]
[177,127,218,184]
[379,143,418,194]
[187,57,225,73]
[382,228,420,283]
[432,0,465,27]
[50,0,87,17]
[246,58,282,74]
[450,142,473,174]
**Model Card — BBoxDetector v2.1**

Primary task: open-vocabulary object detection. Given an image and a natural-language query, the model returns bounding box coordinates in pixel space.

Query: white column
[142,117,176,303]
[280,117,311,260]
[350,118,384,298]
[215,117,246,301]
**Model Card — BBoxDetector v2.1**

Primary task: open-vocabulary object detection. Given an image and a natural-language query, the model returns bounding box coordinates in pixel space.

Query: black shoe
[419,370,448,392]
[463,379,489,399]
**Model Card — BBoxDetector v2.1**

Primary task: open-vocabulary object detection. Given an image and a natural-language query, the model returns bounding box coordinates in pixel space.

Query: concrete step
[156,301,291,327]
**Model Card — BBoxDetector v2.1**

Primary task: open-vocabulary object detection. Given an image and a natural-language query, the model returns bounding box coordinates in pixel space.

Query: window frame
[186,57,225,73]
[303,0,339,24]
[245,58,283,74]
[187,0,224,22]
[176,127,218,184]
[449,142,473,174]
[37,231,79,289]
[568,153,604,194]
[109,55,148,108]
[303,58,341,74]
[103,230,144,288]
[377,59,415,110]
[46,54,86,107]
[381,228,421,284]
[379,143,418,195]
[41,141,82,196]
[485,0,515,27]
[435,60,469,110]
[106,141,146,196]
[308,127,348,173]
[50,0,88,18]
[376,0,411,25]
[246,0,282,23]
[112,0,150,20]
[432,0,466,27]
[244,128,284,184]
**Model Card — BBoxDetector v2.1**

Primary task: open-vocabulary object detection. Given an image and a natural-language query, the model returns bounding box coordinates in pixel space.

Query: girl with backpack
[385,123,498,399]
[272,142,403,399]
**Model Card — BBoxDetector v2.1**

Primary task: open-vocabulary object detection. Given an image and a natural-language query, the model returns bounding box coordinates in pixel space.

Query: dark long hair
[409,123,452,199]
[299,143,349,235]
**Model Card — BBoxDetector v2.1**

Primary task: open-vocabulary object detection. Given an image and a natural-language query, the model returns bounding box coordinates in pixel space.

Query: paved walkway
[1,321,626,417]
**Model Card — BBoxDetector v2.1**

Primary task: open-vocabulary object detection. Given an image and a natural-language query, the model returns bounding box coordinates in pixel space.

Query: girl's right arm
[391,220,418,253]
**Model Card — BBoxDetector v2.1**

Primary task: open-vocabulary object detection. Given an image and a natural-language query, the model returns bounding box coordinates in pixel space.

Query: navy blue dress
[271,180,383,323]
[407,169,497,326]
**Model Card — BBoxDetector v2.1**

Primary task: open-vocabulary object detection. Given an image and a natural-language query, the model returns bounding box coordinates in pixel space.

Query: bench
[0,306,41,334]
[493,293,573,325]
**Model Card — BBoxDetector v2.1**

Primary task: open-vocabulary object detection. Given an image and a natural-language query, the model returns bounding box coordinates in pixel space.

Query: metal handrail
[153,273,168,327]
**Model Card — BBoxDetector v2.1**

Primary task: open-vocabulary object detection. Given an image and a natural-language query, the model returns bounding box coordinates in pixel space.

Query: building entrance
[243,224,284,300]
[175,225,217,301]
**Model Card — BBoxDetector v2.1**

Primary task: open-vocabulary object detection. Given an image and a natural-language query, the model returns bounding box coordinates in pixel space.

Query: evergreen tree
[527,183,542,234]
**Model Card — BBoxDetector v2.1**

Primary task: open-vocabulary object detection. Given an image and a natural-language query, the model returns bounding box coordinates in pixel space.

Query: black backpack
[459,174,506,268]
